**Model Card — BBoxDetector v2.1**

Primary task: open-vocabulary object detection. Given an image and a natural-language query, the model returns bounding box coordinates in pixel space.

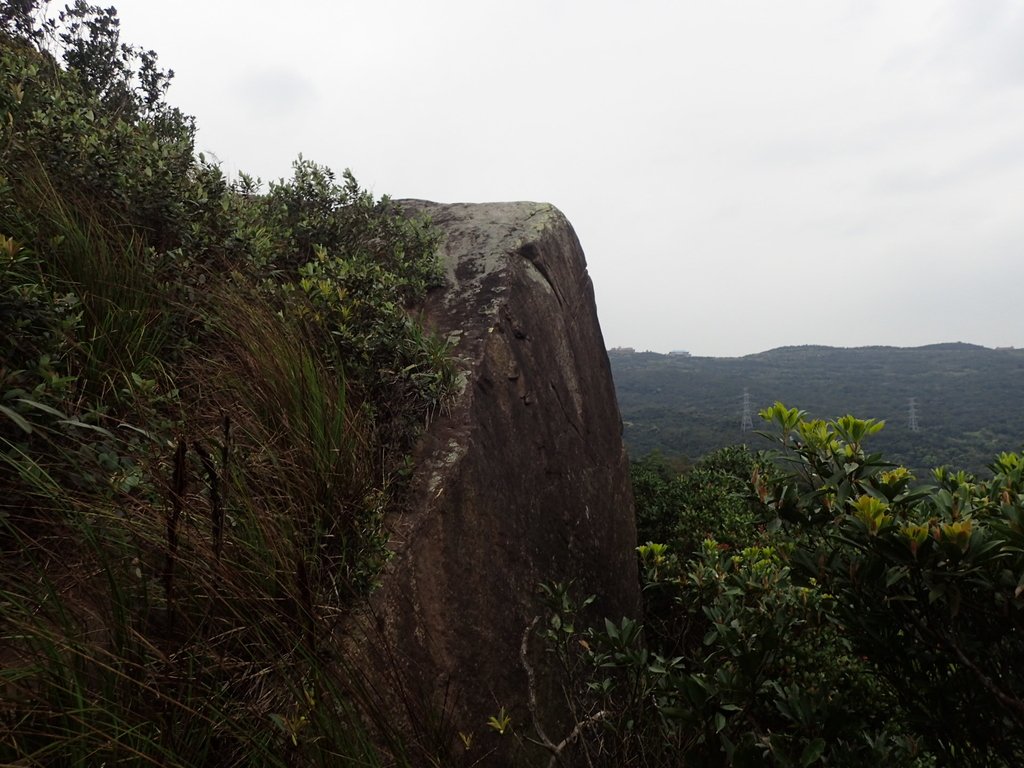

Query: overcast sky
[105,0,1024,357]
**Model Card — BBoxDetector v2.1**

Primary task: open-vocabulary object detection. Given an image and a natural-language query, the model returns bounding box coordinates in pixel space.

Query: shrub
[548,407,1024,765]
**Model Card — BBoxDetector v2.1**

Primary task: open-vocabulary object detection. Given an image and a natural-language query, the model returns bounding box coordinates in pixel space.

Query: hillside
[0,11,459,764]
[610,343,1024,474]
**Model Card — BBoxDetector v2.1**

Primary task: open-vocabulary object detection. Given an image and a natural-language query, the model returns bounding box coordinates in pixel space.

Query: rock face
[370,201,640,762]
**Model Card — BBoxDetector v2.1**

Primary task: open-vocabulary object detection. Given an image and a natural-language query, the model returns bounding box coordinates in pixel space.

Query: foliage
[0,5,457,764]
[259,158,454,438]
[542,405,1024,765]
[57,1,177,118]
[632,445,768,551]
[756,403,1024,765]
[536,513,915,763]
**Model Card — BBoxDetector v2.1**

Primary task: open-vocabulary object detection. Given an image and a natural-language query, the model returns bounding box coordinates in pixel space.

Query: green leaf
[0,404,32,434]
[714,711,727,733]
[16,398,67,419]
[885,567,908,588]
[800,737,826,766]
[117,422,156,442]
[604,617,620,640]
[268,713,289,734]
[58,419,114,438]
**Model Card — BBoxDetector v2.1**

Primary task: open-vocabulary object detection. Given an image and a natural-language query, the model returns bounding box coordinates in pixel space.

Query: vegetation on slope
[611,344,1024,475]
[1,4,457,764]
[527,409,1024,766]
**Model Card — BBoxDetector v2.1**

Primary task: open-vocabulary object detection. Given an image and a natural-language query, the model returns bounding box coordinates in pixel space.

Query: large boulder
[367,201,640,763]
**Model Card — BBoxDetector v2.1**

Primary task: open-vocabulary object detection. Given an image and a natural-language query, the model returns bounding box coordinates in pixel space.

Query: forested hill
[610,342,1024,475]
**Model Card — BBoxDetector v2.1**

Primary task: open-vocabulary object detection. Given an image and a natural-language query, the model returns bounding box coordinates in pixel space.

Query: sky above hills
[107,0,1024,357]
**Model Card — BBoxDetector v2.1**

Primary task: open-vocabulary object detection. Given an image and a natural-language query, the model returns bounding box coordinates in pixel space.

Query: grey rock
[362,201,640,764]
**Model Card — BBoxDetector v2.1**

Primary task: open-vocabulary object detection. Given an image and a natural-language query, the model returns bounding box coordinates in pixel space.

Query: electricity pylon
[908,398,920,432]
[741,389,753,433]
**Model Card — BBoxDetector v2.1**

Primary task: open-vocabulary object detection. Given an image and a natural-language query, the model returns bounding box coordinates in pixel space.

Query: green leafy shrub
[632,445,772,555]
[567,406,1024,766]
[756,403,1024,765]
[534,549,914,766]
[546,406,1024,765]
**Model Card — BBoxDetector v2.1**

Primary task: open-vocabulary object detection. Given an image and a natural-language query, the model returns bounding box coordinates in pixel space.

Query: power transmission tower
[908,398,920,432]
[741,389,753,433]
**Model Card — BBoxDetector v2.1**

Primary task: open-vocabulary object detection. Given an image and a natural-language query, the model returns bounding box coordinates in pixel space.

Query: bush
[757,404,1024,765]
[545,407,1024,765]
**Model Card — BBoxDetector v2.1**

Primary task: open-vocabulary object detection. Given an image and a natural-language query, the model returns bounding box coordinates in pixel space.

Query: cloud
[933,1,1024,89]
[230,69,317,118]
[109,0,1024,355]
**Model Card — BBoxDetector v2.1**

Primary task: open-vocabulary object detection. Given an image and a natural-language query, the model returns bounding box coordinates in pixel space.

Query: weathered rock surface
[367,201,640,762]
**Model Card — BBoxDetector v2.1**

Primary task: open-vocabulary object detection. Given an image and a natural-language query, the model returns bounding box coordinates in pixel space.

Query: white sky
[105,0,1024,357]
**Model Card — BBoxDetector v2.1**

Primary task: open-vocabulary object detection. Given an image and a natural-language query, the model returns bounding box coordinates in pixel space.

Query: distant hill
[609,343,1024,475]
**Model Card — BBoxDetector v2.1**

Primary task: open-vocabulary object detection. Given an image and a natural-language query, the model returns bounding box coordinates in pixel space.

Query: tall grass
[201,285,386,601]
[0,398,412,766]
[0,530,403,765]
[1,159,174,401]
[0,226,427,768]
[1,22,462,764]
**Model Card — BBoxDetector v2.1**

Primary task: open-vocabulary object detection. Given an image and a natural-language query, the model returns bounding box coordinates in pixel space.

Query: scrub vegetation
[1,3,457,764]
[530,408,1024,766]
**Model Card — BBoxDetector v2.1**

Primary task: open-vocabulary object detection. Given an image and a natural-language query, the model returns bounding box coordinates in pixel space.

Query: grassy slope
[0,19,459,765]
